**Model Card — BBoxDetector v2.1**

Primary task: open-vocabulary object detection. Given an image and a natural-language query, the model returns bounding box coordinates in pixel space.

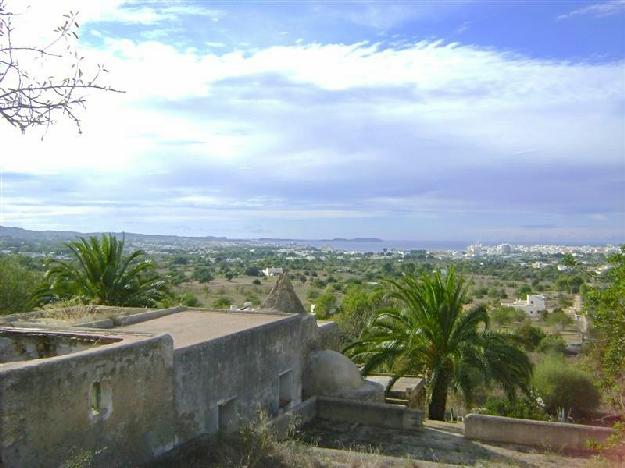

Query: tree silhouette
[0,1,120,133]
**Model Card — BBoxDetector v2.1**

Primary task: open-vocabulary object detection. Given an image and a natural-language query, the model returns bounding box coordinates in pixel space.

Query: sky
[1,0,624,242]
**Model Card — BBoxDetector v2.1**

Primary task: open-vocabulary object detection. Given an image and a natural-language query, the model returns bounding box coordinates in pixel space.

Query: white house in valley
[503,294,546,319]
[262,267,284,277]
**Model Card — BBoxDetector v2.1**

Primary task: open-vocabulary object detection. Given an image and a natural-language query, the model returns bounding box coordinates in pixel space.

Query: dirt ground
[301,418,595,467]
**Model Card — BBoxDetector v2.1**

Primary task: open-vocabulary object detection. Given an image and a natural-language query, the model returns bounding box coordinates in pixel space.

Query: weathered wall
[316,397,423,430]
[0,329,117,364]
[464,414,614,451]
[173,314,319,443]
[316,321,341,351]
[0,332,175,468]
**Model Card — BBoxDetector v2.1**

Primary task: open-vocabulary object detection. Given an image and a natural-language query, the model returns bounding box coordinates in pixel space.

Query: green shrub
[314,290,336,319]
[212,296,232,308]
[306,288,320,300]
[0,256,40,314]
[491,306,525,327]
[533,355,600,419]
[516,284,533,298]
[192,267,214,283]
[545,310,573,330]
[152,412,315,468]
[179,292,200,307]
[244,293,260,305]
[245,266,261,277]
[514,323,546,351]
[483,393,549,421]
[537,334,567,355]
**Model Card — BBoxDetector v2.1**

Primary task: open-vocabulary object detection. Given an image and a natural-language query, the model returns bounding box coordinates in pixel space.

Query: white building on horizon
[496,244,512,255]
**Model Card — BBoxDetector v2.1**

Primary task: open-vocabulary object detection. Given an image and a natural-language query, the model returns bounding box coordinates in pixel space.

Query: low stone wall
[78,305,186,328]
[316,321,341,351]
[316,397,423,430]
[270,397,318,439]
[464,414,614,451]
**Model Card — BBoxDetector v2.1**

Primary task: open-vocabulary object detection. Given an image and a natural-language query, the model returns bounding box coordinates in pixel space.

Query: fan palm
[37,234,166,307]
[345,267,532,420]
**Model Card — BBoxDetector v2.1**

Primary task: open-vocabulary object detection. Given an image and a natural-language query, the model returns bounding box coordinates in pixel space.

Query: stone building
[0,282,392,467]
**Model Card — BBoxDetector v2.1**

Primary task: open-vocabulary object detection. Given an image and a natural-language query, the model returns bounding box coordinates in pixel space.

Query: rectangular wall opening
[91,382,102,416]
[218,397,238,433]
[89,379,112,421]
[279,370,294,410]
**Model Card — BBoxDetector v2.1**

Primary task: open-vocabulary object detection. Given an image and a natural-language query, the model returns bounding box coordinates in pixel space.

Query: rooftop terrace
[117,309,291,349]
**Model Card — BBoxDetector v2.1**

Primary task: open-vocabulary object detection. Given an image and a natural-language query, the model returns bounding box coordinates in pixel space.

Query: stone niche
[0,329,119,364]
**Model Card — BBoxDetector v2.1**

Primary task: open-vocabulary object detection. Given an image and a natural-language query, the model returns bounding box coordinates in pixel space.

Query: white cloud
[206,42,227,49]
[3,38,623,172]
[99,5,224,25]
[316,2,474,30]
[557,0,625,20]
[3,36,623,165]
[1,13,623,238]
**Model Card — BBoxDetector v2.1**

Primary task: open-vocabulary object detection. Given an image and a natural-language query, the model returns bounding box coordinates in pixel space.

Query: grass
[175,275,333,313]
[4,303,154,326]
[152,412,419,468]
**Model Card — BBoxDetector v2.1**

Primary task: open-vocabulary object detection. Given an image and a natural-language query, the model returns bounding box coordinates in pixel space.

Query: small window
[91,382,102,416]
[89,380,112,421]
[218,397,238,433]
[279,370,294,410]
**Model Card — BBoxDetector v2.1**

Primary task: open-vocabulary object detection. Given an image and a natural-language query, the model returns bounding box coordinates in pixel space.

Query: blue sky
[1,0,624,242]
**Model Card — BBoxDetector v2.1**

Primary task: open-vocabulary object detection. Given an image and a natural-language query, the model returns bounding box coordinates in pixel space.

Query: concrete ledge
[316,396,423,430]
[464,413,614,451]
[78,306,187,329]
[270,397,318,439]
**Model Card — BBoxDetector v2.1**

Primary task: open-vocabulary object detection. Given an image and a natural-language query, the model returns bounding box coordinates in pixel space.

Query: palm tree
[345,267,532,420]
[37,234,166,307]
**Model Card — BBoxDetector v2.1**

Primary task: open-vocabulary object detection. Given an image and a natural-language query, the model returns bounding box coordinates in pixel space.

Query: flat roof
[117,310,289,349]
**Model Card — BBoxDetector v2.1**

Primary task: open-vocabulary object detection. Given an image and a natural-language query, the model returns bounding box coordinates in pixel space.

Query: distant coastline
[0,226,618,254]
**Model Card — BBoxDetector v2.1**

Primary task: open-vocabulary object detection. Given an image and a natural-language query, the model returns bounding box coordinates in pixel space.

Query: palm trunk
[428,371,450,420]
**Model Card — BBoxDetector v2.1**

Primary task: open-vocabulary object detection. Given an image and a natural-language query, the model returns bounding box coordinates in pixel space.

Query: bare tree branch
[0,1,122,134]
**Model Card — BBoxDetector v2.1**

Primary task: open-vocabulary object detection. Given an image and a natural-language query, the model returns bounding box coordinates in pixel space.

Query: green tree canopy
[584,245,625,412]
[536,334,567,355]
[490,306,525,328]
[36,235,166,307]
[345,267,532,420]
[562,253,578,267]
[0,256,41,314]
[314,289,337,319]
[514,323,546,352]
[533,355,600,420]
[337,285,384,342]
[545,310,573,332]
[192,266,214,283]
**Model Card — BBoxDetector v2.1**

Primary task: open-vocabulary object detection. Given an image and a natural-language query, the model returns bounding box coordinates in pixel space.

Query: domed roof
[304,350,363,396]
